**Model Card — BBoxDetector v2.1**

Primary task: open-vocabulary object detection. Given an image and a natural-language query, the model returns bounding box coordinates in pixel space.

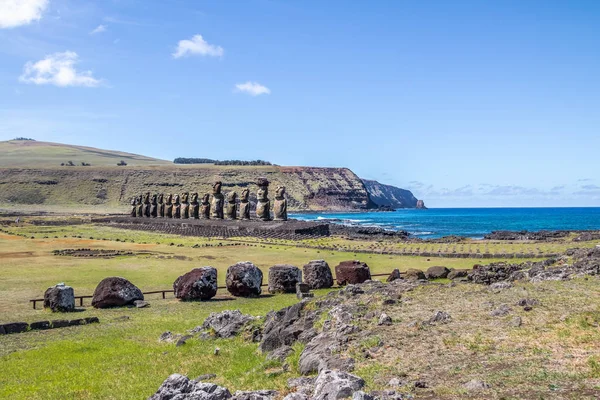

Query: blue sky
[1,0,599,208]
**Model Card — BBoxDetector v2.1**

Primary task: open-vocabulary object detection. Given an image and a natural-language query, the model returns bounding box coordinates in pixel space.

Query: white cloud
[90,24,106,35]
[19,51,102,87]
[0,0,48,28]
[173,34,223,58]
[235,81,271,96]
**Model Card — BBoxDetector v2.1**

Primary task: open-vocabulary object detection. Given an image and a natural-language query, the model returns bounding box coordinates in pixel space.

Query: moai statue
[150,194,158,218]
[273,186,288,221]
[157,193,165,218]
[136,194,144,217]
[172,194,181,219]
[189,192,199,219]
[180,192,190,219]
[200,193,211,219]
[210,181,224,219]
[130,197,137,217]
[256,178,271,221]
[239,188,251,220]
[142,192,151,217]
[164,194,173,218]
[226,192,238,220]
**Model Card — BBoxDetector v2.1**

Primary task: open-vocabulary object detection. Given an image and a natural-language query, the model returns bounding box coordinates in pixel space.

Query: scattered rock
[259,302,307,353]
[378,313,392,326]
[303,260,334,289]
[148,373,232,400]
[516,298,539,307]
[266,345,294,362]
[490,304,512,317]
[404,269,426,281]
[312,369,365,400]
[91,277,144,308]
[173,267,218,301]
[268,265,302,294]
[414,380,428,389]
[226,262,263,297]
[463,380,491,391]
[43,283,75,312]
[388,378,404,387]
[386,269,402,282]
[447,268,469,280]
[335,261,371,285]
[283,394,308,400]
[428,311,451,324]
[352,391,375,400]
[231,390,278,400]
[490,281,513,291]
[134,300,149,308]
[202,310,255,338]
[425,266,450,279]
[195,374,217,381]
[176,335,193,347]
[510,316,522,327]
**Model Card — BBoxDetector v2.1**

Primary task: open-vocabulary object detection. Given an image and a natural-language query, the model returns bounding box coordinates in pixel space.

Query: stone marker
[273,186,288,221]
[211,181,225,219]
[226,262,263,297]
[296,283,313,300]
[256,178,271,221]
[239,189,251,220]
[173,267,218,301]
[91,277,144,308]
[268,264,302,293]
[43,282,75,312]
[386,269,402,282]
[303,260,333,289]
[335,260,371,285]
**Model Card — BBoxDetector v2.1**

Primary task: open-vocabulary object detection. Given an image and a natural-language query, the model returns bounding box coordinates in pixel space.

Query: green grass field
[2,222,600,399]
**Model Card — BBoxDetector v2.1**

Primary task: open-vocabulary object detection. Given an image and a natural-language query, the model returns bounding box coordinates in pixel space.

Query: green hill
[0,140,171,167]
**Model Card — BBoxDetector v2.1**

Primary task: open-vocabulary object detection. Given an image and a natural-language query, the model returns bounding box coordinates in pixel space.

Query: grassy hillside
[0,140,171,167]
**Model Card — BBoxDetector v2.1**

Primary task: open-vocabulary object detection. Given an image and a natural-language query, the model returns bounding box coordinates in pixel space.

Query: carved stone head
[275,186,286,200]
[143,192,150,204]
[181,192,189,203]
[165,193,172,205]
[157,193,164,204]
[257,185,268,201]
[213,181,222,194]
[151,194,157,204]
[202,193,210,205]
[172,194,180,205]
[241,188,250,202]
[190,192,198,203]
[227,192,237,203]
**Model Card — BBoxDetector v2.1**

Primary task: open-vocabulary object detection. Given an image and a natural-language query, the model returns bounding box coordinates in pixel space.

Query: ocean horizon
[291,207,600,239]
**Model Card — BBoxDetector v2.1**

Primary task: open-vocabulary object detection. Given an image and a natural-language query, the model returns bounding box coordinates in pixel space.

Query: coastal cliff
[0,166,377,212]
[361,179,420,209]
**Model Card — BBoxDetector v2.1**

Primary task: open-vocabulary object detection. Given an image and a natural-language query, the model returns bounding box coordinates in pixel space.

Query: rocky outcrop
[361,179,419,209]
[173,267,218,301]
[416,199,427,209]
[312,370,365,400]
[226,262,263,297]
[91,277,143,308]
[201,310,256,338]
[148,374,232,400]
[44,283,75,312]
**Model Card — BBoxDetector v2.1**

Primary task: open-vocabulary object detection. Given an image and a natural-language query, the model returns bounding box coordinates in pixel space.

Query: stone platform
[92,216,330,240]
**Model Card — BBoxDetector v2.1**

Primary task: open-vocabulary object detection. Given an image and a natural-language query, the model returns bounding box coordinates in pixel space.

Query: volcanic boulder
[173,267,218,301]
[335,261,371,286]
[426,266,450,279]
[149,374,232,400]
[226,262,263,297]
[303,260,333,289]
[91,277,144,308]
[268,265,302,294]
[43,283,75,312]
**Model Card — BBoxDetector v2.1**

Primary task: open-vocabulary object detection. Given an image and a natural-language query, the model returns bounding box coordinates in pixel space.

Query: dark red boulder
[335,260,371,286]
[91,277,144,308]
[173,267,218,301]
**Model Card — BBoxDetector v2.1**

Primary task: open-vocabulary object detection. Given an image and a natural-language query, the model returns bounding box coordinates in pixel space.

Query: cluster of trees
[13,137,35,141]
[174,157,272,166]
[60,161,91,166]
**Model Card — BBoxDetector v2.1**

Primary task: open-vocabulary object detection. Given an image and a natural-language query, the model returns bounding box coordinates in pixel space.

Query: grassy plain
[1,221,600,399]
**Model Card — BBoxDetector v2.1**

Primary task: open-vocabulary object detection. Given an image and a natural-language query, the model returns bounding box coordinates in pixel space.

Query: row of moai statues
[129,178,287,221]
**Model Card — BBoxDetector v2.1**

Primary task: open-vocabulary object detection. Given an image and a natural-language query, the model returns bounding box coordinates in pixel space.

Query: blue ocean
[291,208,600,239]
